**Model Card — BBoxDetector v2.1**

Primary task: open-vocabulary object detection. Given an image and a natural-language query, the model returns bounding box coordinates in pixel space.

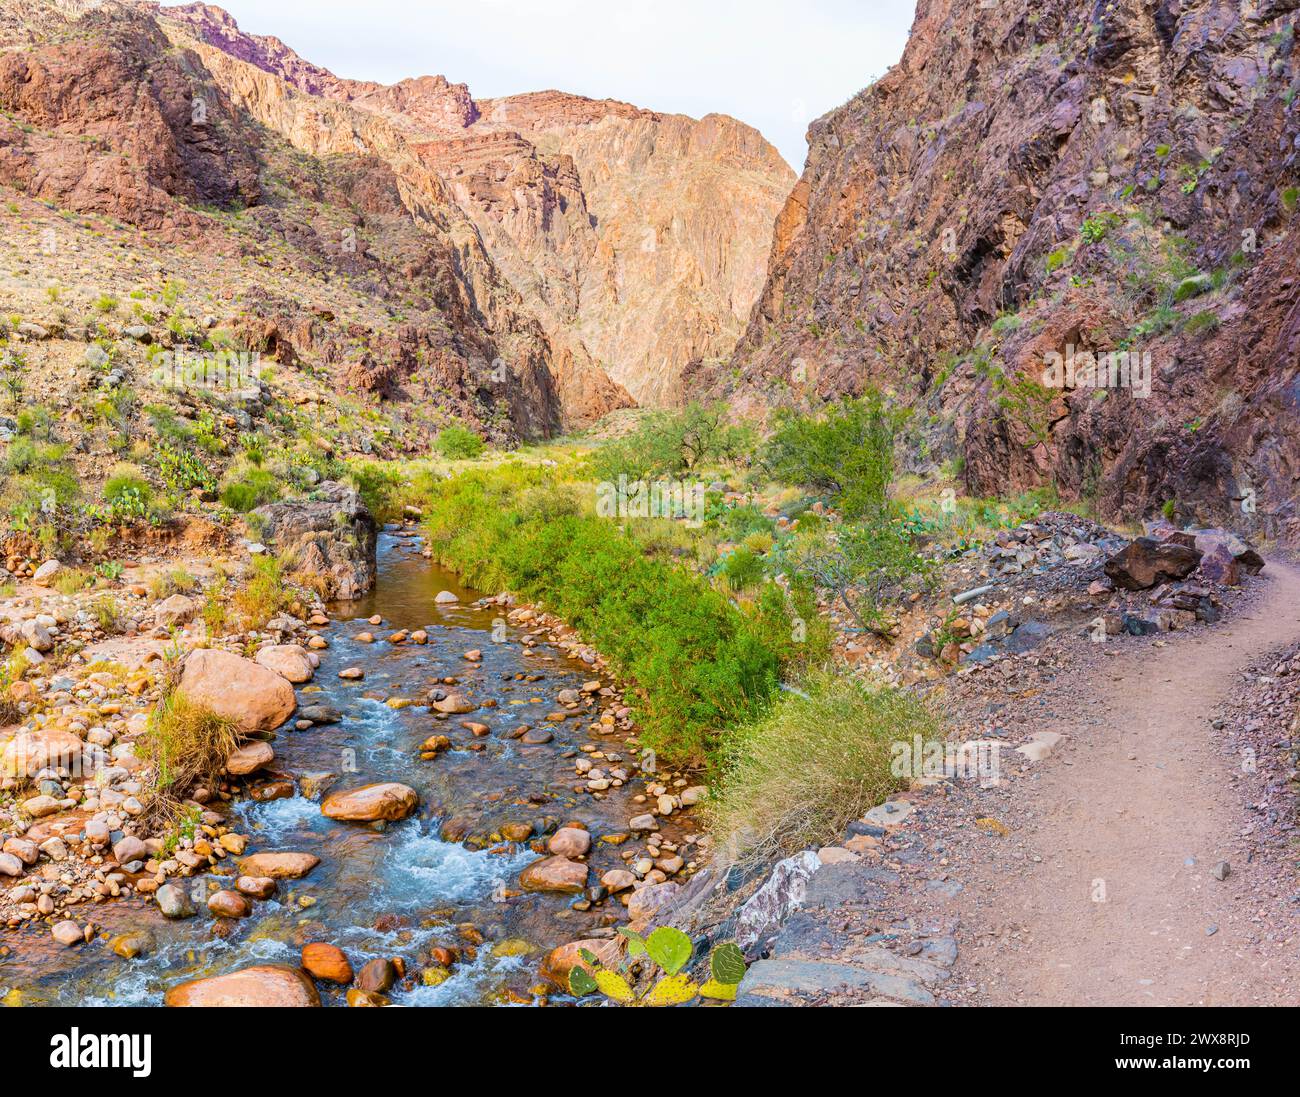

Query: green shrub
[708,668,934,864]
[220,469,281,513]
[103,470,154,520]
[718,546,765,592]
[782,514,936,636]
[424,465,785,767]
[140,692,239,818]
[435,424,485,460]
[759,391,906,519]
[1184,310,1220,336]
[346,460,408,522]
[714,502,775,541]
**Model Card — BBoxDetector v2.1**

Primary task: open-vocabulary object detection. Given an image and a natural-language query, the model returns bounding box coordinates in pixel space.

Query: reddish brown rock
[226,741,274,776]
[178,649,296,733]
[255,644,315,683]
[164,964,320,1007]
[1104,539,1202,591]
[538,937,622,989]
[237,852,320,879]
[320,783,418,822]
[302,942,354,984]
[207,890,251,918]
[236,875,277,899]
[518,855,588,894]
[546,826,591,858]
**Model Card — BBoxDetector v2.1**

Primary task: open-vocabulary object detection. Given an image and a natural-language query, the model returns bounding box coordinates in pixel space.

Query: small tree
[784,518,936,637]
[760,390,908,518]
[591,402,752,481]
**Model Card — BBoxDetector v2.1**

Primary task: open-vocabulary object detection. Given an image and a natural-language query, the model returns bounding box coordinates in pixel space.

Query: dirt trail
[960,560,1300,1006]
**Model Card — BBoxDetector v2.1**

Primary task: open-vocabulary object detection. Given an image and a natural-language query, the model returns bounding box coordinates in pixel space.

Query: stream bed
[1,531,688,1006]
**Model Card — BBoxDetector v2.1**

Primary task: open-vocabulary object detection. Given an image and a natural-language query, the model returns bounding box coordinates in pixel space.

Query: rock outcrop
[689,0,1300,543]
[251,481,377,600]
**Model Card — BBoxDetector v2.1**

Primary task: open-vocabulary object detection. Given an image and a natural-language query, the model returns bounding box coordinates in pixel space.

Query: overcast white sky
[187,0,916,171]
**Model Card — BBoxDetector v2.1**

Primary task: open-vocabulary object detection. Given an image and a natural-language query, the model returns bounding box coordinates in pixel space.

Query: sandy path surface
[957,561,1300,1005]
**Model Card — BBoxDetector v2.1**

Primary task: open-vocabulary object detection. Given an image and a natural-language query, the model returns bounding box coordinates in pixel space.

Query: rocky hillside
[152,2,795,408]
[0,0,570,443]
[688,0,1300,544]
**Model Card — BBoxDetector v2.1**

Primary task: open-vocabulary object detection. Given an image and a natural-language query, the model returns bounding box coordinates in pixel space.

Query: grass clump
[708,669,935,865]
[220,468,281,513]
[139,691,239,824]
[233,555,289,629]
[149,568,196,600]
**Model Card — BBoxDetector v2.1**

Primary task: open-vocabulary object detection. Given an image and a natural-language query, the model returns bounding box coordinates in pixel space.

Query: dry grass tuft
[707,668,935,867]
[137,691,239,827]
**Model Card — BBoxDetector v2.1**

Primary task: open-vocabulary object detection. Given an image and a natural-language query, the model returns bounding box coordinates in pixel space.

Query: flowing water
[0,531,676,1006]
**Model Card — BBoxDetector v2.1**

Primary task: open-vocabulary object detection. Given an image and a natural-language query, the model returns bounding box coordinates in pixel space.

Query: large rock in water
[251,481,377,600]
[519,856,588,893]
[237,851,320,879]
[165,965,321,1007]
[321,782,418,822]
[1103,538,1202,591]
[255,644,315,683]
[178,649,295,733]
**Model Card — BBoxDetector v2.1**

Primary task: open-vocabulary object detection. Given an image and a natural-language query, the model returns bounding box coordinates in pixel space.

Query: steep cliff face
[691,0,1300,542]
[152,2,795,407]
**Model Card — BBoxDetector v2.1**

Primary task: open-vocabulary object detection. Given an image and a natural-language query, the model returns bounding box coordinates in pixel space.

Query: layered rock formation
[690,0,1300,541]
[152,1,795,407]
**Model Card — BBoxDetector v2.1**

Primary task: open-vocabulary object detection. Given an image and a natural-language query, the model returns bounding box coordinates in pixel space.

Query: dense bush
[759,391,907,518]
[436,424,485,460]
[781,515,936,636]
[423,464,793,767]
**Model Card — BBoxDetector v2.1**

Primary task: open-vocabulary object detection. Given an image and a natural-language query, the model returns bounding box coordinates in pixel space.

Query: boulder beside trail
[1103,537,1202,590]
